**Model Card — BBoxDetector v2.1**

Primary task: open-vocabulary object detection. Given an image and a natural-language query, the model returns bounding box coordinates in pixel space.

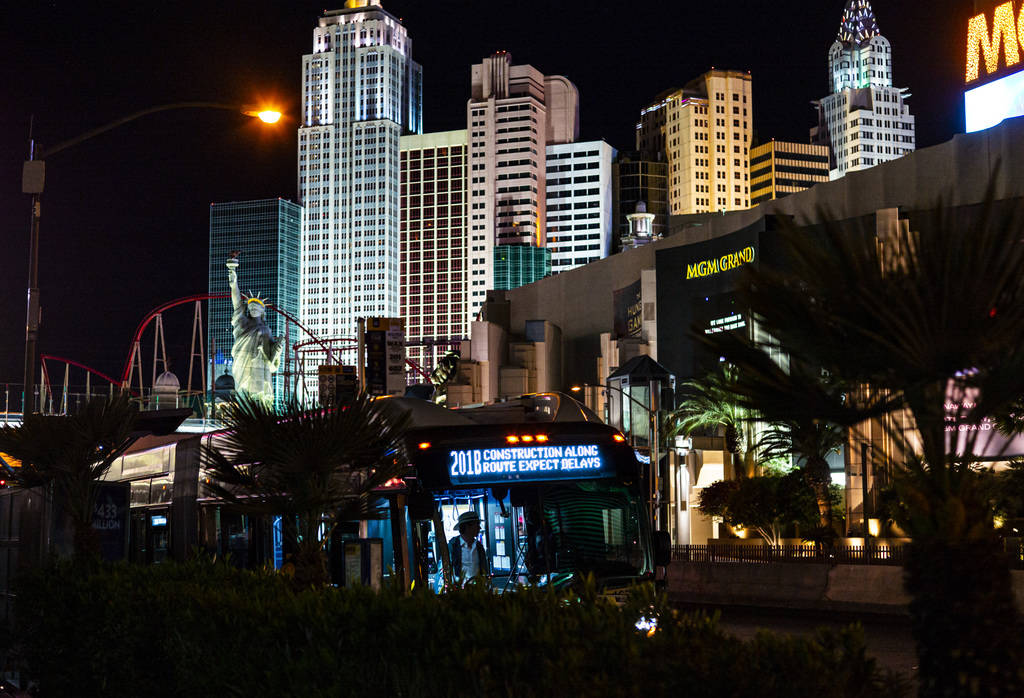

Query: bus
[386,393,659,593]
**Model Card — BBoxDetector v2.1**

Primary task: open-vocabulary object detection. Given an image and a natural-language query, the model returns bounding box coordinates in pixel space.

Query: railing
[672,543,906,566]
[675,541,1024,568]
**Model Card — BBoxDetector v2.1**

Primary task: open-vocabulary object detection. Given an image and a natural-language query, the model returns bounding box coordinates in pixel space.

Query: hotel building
[545,140,616,273]
[399,130,470,373]
[810,0,916,179]
[297,0,422,357]
[636,70,753,215]
[749,141,830,204]
[466,52,579,324]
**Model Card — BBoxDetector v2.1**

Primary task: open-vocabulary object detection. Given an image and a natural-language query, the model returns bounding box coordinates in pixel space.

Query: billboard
[964,1,1024,131]
[365,317,406,397]
[965,69,1024,131]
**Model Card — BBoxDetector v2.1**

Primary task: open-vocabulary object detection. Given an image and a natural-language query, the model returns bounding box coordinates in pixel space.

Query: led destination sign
[448,443,612,485]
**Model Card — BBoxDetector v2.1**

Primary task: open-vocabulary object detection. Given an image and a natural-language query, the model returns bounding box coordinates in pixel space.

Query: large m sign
[967,2,1024,83]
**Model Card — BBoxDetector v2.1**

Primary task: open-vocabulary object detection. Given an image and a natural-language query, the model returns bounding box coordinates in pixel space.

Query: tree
[667,370,760,477]
[698,470,818,546]
[757,408,846,532]
[201,393,409,587]
[0,394,137,559]
[700,190,1024,696]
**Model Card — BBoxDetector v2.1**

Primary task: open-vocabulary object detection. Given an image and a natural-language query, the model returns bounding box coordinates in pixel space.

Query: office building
[400,130,470,373]
[298,0,422,358]
[546,140,616,273]
[810,0,916,179]
[636,70,753,215]
[614,152,668,250]
[493,245,551,290]
[750,141,829,204]
[466,52,580,324]
[208,199,302,406]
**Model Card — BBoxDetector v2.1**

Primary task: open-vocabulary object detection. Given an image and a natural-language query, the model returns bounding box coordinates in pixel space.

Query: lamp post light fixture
[21,101,281,413]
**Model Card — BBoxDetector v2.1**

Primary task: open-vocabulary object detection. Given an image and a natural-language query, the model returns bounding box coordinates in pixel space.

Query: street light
[21,101,281,412]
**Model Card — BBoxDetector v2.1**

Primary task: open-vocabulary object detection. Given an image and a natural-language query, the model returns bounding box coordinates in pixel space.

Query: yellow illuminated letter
[966,2,1020,83]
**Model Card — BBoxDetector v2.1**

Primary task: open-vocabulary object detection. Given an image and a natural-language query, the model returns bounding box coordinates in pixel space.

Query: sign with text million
[447,443,612,486]
[965,1,1024,131]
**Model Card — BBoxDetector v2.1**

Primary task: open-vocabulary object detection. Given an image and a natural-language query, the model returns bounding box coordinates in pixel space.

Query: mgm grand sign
[685,245,756,280]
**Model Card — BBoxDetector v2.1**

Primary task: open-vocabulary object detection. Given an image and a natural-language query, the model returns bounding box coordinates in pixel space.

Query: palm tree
[700,189,1024,696]
[666,370,758,476]
[201,393,410,587]
[0,394,137,559]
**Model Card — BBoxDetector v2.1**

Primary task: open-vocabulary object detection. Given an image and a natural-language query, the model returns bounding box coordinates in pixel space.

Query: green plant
[0,394,137,559]
[201,392,409,587]
[698,470,819,546]
[10,559,907,698]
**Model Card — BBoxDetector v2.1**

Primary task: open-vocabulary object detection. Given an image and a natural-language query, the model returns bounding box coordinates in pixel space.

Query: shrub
[10,559,906,698]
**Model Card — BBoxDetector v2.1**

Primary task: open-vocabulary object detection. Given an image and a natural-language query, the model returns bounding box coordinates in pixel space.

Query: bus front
[406,421,653,592]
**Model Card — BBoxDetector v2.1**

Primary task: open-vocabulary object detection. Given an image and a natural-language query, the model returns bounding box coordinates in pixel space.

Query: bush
[10,558,906,697]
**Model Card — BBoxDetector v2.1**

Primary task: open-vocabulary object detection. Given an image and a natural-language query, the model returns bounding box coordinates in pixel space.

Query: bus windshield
[384,394,654,592]
[426,481,650,592]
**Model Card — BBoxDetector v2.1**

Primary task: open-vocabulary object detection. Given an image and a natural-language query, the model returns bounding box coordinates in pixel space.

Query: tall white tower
[298,0,422,353]
[811,0,915,179]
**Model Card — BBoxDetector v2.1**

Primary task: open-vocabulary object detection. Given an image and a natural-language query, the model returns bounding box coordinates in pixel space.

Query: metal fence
[675,541,1024,568]
[672,544,906,566]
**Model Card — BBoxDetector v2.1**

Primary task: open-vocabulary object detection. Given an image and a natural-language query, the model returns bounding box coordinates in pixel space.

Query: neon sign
[966,2,1024,83]
[685,246,756,280]
[447,444,611,485]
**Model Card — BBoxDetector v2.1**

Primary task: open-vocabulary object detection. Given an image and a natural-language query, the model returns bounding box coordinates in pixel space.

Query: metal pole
[357,317,366,391]
[23,192,41,414]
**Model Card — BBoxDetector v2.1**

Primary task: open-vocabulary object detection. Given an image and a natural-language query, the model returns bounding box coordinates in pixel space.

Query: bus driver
[448,511,489,586]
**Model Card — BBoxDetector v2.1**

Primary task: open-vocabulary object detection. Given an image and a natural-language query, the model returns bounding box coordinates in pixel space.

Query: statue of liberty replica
[226,253,284,406]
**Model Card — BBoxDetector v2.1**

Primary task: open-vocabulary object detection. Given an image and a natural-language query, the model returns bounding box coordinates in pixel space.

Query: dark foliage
[10,558,907,698]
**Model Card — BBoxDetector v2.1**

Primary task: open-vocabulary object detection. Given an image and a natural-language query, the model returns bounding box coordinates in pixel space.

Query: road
[677,603,917,686]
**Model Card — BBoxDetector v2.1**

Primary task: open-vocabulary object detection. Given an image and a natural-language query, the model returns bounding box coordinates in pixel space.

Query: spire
[837,0,880,45]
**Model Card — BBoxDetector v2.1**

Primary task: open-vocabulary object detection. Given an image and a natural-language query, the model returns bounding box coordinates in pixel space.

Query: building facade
[493,245,551,291]
[297,0,422,358]
[546,140,616,273]
[466,52,579,324]
[399,130,470,373]
[810,0,916,179]
[636,70,753,215]
[614,152,669,250]
[208,199,302,406]
[750,140,830,204]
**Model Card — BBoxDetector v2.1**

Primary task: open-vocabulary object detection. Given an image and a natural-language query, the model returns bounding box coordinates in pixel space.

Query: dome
[634,201,648,214]
[154,371,180,392]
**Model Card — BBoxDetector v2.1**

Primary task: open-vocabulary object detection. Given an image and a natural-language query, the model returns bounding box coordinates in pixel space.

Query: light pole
[21,102,282,413]
[571,382,662,526]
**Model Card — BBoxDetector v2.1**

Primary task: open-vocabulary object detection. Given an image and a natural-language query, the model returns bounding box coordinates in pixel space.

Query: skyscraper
[810,0,916,179]
[636,70,753,215]
[400,130,470,373]
[298,0,422,354]
[545,140,616,273]
[749,140,829,204]
[466,52,579,324]
[208,199,302,406]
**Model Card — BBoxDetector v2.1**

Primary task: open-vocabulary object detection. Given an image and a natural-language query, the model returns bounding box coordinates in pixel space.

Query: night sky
[0,0,972,392]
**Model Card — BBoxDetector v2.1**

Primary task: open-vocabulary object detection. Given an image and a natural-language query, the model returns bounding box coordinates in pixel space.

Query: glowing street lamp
[21,102,281,412]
